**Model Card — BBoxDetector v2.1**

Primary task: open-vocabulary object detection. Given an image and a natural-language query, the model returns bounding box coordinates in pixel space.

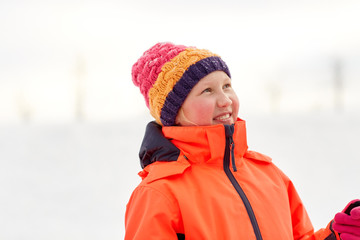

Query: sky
[1,0,360,124]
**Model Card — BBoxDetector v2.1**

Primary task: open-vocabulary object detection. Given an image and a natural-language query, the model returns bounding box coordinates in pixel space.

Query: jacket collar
[162,118,248,165]
[138,119,271,182]
[139,119,248,169]
[139,121,180,169]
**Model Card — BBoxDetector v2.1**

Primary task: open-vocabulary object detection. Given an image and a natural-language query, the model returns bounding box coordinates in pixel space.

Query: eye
[223,83,231,89]
[201,88,212,94]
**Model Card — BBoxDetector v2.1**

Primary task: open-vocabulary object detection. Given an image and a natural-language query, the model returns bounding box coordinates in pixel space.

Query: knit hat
[132,42,231,126]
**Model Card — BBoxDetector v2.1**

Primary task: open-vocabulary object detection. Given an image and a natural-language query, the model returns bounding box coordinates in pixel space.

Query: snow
[1,112,359,239]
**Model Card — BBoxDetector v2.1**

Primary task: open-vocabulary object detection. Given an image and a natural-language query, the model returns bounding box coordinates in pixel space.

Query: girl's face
[175,71,239,126]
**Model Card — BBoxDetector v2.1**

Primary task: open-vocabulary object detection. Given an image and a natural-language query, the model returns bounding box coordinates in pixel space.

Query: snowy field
[1,112,359,239]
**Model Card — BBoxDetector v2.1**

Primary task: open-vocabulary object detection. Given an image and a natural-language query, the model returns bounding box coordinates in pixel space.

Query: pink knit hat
[132,42,230,126]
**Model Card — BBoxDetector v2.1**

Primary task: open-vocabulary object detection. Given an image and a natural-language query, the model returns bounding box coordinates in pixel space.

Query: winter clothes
[333,199,360,240]
[125,119,338,239]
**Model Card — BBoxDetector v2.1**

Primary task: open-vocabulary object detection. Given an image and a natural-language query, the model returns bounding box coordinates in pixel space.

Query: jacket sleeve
[276,166,340,240]
[125,185,182,240]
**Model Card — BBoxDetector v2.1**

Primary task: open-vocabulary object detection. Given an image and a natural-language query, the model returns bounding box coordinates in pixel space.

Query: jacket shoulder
[244,150,272,163]
[138,155,191,184]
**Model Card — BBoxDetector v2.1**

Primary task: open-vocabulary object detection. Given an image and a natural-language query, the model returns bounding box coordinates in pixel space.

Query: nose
[217,92,232,108]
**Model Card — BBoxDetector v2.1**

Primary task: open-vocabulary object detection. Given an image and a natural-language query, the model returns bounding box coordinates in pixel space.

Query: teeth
[217,113,230,120]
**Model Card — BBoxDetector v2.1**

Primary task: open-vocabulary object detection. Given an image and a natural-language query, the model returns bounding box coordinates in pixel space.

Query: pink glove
[333,199,360,240]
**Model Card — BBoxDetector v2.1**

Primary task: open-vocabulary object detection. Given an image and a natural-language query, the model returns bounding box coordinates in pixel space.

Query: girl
[125,42,360,239]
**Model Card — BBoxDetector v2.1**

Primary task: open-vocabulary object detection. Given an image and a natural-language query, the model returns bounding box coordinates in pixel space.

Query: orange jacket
[125,119,338,240]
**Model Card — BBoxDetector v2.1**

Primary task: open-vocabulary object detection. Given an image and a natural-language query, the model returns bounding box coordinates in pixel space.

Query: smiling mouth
[214,113,231,121]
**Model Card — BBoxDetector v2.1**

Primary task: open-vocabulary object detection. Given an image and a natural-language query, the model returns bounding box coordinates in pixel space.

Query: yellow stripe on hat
[149,48,218,125]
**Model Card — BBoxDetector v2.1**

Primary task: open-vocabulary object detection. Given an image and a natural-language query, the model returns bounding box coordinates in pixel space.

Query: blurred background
[1,0,360,239]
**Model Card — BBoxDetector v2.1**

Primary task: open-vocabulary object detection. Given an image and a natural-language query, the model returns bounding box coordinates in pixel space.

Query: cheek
[231,94,240,118]
[184,98,214,120]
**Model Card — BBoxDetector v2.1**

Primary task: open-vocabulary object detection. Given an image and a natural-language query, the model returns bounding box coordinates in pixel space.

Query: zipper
[223,124,263,240]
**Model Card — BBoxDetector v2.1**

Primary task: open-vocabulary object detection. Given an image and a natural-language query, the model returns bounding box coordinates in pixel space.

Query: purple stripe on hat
[160,56,231,126]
